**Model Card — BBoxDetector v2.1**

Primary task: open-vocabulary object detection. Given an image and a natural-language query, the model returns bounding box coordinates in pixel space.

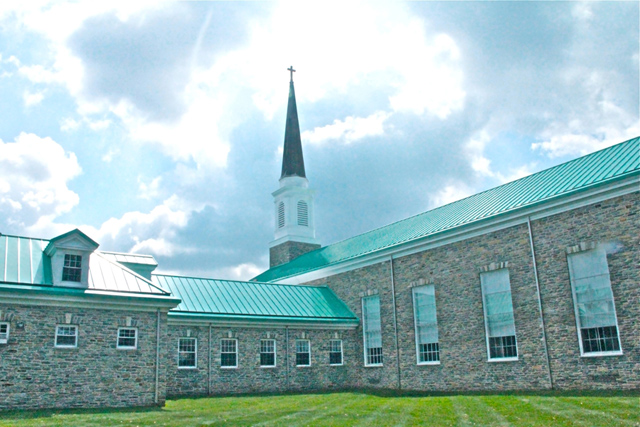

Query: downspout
[389,256,401,390]
[155,309,160,405]
[208,323,212,395]
[285,326,290,389]
[527,216,553,390]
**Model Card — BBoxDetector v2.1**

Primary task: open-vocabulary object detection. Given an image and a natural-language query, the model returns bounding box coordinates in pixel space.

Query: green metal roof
[0,235,51,285]
[153,274,358,324]
[0,234,169,296]
[254,136,640,282]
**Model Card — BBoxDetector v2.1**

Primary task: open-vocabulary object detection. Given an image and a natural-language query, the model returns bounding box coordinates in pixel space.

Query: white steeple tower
[269,67,320,268]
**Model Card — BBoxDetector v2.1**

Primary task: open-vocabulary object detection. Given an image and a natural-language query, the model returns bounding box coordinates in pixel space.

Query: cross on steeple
[288,66,296,82]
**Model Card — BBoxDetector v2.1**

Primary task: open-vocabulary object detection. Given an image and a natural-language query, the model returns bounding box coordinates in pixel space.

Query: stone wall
[531,192,639,390]
[270,241,321,268]
[0,304,167,410]
[303,192,639,392]
[166,324,357,397]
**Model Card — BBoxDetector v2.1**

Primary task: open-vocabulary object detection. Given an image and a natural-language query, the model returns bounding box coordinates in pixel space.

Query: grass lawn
[0,392,638,427]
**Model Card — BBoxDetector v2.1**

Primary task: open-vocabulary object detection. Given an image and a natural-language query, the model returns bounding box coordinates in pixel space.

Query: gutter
[155,309,160,404]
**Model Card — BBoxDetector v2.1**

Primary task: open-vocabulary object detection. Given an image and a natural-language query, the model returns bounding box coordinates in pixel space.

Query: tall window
[178,338,197,368]
[260,339,276,367]
[277,202,285,228]
[362,295,383,366]
[117,328,138,349]
[297,201,309,226]
[413,285,440,364]
[0,323,9,344]
[480,269,518,360]
[55,325,78,348]
[329,339,343,366]
[62,254,82,282]
[221,339,238,368]
[296,340,310,366]
[567,247,622,355]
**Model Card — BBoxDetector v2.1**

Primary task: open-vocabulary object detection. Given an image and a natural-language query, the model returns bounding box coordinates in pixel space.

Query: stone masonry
[270,240,321,268]
[0,304,168,410]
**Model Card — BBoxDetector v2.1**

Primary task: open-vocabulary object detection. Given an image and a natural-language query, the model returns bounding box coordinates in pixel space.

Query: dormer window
[62,254,82,282]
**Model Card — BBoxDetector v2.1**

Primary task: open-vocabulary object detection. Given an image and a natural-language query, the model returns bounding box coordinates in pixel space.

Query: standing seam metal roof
[153,274,357,321]
[254,136,640,283]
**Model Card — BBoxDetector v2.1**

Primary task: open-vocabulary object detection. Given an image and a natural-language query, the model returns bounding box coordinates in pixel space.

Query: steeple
[269,66,320,268]
[281,67,306,179]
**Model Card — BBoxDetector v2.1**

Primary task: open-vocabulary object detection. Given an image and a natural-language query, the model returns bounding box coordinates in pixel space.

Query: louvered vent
[297,201,309,226]
[277,202,285,228]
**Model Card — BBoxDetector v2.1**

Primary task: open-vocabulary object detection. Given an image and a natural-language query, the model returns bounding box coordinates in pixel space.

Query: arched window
[297,201,309,226]
[277,202,285,228]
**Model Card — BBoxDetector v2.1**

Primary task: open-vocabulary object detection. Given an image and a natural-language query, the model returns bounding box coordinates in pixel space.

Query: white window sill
[488,357,518,363]
[221,366,238,369]
[260,365,277,369]
[581,350,623,358]
[177,366,197,370]
[117,347,137,350]
[364,364,383,368]
[330,363,344,367]
[417,361,441,366]
[296,365,311,368]
[55,345,77,349]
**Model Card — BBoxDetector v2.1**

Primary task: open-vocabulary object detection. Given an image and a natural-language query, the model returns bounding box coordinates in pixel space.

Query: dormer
[44,229,99,288]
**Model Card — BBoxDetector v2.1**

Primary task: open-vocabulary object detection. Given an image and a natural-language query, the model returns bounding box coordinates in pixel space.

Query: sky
[0,1,638,281]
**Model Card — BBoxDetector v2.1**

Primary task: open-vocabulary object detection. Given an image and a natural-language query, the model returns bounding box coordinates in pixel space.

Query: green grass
[1,392,638,427]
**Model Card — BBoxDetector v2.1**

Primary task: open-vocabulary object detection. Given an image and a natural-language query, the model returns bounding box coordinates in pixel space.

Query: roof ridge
[153,273,329,290]
[99,250,156,258]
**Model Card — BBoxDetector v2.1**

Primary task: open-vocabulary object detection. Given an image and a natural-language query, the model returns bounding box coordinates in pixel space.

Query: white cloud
[138,176,162,200]
[302,111,390,145]
[429,183,472,208]
[60,117,81,132]
[23,90,44,107]
[0,132,81,229]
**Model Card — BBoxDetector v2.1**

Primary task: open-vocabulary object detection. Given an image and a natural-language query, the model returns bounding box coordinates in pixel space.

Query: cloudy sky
[0,1,638,280]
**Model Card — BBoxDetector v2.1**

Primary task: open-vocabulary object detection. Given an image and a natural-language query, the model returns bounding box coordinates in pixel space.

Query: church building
[0,71,638,410]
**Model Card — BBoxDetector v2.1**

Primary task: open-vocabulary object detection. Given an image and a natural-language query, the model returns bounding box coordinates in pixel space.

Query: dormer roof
[44,228,99,256]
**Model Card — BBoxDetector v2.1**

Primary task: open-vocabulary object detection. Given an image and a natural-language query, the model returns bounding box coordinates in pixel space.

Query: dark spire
[280,66,306,179]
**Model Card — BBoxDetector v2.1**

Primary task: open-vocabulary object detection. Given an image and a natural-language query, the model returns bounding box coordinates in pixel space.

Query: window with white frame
[480,269,518,360]
[297,201,309,226]
[55,325,78,348]
[296,339,310,366]
[277,202,285,228]
[329,339,343,365]
[178,338,197,368]
[362,295,383,366]
[221,339,238,368]
[413,285,440,364]
[567,247,622,355]
[62,254,82,282]
[0,322,9,344]
[117,327,138,349]
[260,339,276,367]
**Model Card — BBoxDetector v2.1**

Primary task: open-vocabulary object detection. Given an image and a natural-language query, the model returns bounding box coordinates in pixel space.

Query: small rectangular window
[55,325,78,348]
[567,247,622,356]
[480,269,518,360]
[329,339,343,365]
[413,285,440,364]
[62,254,82,282]
[296,339,310,366]
[260,339,276,367]
[178,338,197,368]
[117,327,138,349]
[362,295,383,366]
[0,323,9,344]
[221,339,238,368]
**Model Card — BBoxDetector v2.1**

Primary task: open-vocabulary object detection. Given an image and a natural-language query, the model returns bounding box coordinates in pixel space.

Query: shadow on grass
[0,405,162,421]
[167,387,640,401]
